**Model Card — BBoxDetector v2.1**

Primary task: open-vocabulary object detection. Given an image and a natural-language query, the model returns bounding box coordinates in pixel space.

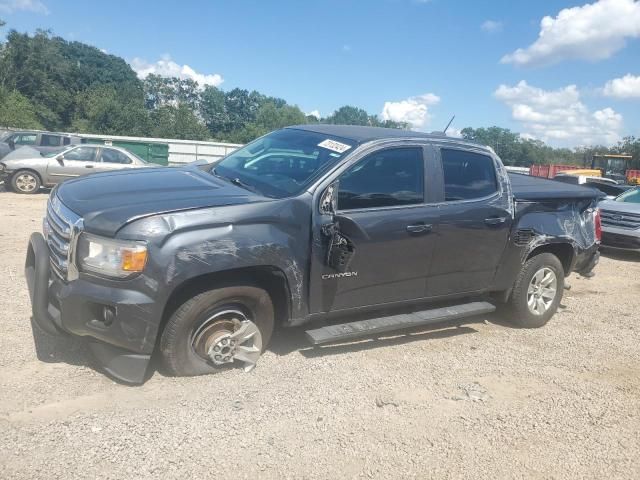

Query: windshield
[615,187,640,204]
[211,129,356,198]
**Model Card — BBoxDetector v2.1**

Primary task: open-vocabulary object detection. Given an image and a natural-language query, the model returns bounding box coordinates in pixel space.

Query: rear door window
[338,147,424,210]
[41,134,62,147]
[100,148,132,164]
[441,149,498,201]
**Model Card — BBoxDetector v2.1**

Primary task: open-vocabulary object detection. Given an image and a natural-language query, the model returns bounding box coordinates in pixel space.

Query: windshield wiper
[212,168,261,194]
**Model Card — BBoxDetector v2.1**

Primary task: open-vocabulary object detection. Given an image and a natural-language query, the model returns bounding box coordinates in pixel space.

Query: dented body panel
[25,125,602,383]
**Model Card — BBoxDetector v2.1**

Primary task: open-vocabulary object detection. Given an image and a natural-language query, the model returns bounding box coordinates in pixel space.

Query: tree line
[0,23,637,169]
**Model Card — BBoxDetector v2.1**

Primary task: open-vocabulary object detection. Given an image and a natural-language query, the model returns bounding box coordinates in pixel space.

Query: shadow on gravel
[600,247,640,263]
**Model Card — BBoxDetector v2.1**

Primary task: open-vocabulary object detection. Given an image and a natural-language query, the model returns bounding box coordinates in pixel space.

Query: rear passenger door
[427,147,512,297]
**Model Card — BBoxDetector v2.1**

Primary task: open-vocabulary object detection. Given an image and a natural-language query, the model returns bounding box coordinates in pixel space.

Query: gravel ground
[0,189,639,479]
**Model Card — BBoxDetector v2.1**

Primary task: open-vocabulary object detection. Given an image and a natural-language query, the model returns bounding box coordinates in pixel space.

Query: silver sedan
[0,144,152,194]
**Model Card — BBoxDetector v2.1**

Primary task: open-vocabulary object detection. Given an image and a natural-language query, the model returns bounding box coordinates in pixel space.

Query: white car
[0,144,152,194]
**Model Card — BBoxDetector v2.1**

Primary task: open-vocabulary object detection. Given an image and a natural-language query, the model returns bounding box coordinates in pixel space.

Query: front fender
[118,199,312,320]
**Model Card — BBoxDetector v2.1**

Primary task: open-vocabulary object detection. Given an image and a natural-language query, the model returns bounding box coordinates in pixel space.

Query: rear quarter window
[441,149,498,201]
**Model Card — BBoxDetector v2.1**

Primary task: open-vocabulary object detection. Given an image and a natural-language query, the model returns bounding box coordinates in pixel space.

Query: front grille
[600,209,640,230]
[46,195,81,280]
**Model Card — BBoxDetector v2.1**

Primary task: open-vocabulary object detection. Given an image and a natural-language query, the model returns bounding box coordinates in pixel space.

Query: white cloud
[602,74,640,98]
[380,93,440,130]
[306,110,321,119]
[130,55,224,88]
[494,80,623,146]
[481,20,503,33]
[445,126,463,138]
[0,0,49,14]
[501,0,640,66]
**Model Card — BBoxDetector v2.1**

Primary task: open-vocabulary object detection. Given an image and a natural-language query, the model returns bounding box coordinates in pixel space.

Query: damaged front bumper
[25,232,156,384]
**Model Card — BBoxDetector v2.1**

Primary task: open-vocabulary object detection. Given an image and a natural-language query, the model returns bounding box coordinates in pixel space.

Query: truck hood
[56,167,267,237]
[598,199,640,215]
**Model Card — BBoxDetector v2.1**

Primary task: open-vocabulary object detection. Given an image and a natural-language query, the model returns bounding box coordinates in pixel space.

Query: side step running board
[305,301,496,345]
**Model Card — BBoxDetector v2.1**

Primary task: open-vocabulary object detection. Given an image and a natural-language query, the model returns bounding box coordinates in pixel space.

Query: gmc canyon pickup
[25,125,602,383]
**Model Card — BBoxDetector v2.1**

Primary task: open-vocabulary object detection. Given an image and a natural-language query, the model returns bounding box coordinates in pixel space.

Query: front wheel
[160,286,274,376]
[11,170,42,194]
[506,253,564,328]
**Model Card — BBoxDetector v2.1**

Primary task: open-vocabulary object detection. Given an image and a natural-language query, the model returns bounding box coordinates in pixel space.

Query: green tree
[150,104,210,140]
[199,85,227,136]
[325,106,371,125]
[143,75,200,110]
[72,85,150,136]
[227,101,307,143]
[0,86,43,129]
[0,29,142,130]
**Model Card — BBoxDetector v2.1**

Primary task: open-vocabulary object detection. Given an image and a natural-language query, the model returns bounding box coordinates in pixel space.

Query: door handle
[485,217,507,226]
[85,165,94,168]
[406,223,432,234]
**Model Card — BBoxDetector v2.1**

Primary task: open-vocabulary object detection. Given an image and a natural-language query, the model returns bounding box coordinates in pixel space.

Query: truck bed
[509,173,604,201]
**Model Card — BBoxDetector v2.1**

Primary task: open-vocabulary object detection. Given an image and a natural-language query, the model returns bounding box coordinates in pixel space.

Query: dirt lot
[0,189,639,479]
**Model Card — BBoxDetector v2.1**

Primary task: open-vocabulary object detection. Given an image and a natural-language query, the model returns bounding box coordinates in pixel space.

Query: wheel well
[160,266,292,333]
[526,243,574,276]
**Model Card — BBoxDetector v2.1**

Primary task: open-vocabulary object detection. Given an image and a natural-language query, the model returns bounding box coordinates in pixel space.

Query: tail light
[594,208,602,242]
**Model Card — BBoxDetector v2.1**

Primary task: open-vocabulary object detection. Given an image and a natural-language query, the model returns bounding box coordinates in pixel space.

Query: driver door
[46,146,100,184]
[309,146,439,313]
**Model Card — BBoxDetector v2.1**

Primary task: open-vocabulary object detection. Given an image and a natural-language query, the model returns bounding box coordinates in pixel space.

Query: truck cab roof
[286,124,487,151]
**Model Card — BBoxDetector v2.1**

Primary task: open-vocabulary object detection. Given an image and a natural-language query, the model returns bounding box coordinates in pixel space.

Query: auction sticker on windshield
[318,139,351,154]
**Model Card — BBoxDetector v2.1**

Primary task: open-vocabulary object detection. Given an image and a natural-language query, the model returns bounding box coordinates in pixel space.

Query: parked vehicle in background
[553,173,633,199]
[0,131,80,160]
[599,187,640,252]
[25,125,602,384]
[504,165,530,175]
[0,144,151,194]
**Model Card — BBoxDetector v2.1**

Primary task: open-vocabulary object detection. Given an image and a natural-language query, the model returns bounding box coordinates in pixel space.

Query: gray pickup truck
[25,125,602,383]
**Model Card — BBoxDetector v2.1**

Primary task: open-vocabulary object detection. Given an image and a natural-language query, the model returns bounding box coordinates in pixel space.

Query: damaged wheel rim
[191,309,263,372]
[526,267,557,315]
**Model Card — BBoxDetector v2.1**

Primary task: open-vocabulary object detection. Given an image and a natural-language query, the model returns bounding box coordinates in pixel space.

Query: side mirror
[7,139,15,150]
[320,181,339,216]
[55,154,65,166]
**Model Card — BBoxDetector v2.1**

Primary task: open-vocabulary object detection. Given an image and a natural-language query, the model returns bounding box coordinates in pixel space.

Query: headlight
[0,163,5,172]
[77,233,148,278]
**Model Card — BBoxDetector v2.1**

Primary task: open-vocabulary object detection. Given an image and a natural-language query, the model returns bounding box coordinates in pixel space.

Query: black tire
[160,286,274,376]
[11,169,41,194]
[506,253,564,328]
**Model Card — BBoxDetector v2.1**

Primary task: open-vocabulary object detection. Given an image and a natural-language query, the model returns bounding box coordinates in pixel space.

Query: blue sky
[1,0,639,147]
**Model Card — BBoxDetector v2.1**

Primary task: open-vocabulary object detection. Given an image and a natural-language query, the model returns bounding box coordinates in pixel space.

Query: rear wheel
[506,253,564,328]
[11,170,41,194]
[160,286,274,376]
